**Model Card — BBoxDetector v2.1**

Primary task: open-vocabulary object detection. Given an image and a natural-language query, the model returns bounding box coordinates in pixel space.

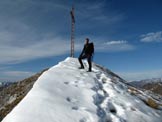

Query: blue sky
[0,0,162,81]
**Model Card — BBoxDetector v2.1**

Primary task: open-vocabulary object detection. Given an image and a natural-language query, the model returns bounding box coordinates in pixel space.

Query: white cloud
[140,31,162,42]
[0,70,35,82]
[106,40,127,45]
[4,71,34,77]
[0,36,71,64]
[118,69,162,81]
[75,37,135,53]
[95,40,135,52]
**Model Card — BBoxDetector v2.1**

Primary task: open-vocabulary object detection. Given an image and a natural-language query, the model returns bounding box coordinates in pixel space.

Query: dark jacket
[80,43,94,56]
[80,44,88,56]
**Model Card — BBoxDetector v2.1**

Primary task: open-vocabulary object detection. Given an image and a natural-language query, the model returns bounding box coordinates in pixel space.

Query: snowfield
[2,57,162,122]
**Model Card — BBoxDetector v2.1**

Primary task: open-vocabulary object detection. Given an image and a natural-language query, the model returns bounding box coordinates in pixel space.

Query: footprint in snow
[107,102,117,114]
[96,73,101,80]
[66,97,80,110]
[92,78,103,91]
[66,97,78,103]
[76,76,81,80]
[75,81,78,83]
[101,77,107,84]
[64,82,69,85]
[64,81,79,87]
[66,97,71,102]
[97,106,106,118]
[74,81,79,87]
[103,89,109,97]
[80,72,88,77]
[79,118,87,122]
[72,106,79,110]
[93,93,105,105]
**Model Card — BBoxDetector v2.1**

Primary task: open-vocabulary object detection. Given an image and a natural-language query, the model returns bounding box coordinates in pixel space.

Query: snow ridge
[2,57,162,122]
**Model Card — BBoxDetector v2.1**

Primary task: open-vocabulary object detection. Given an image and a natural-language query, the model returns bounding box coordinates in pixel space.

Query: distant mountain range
[0,81,13,89]
[129,78,162,96]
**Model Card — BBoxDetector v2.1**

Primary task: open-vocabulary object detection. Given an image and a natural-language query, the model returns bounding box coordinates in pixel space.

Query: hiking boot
[79,67,84,69]
[87,69,92,72]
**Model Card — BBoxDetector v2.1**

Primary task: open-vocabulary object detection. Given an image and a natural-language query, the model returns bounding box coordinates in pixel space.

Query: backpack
[85,42,94,55]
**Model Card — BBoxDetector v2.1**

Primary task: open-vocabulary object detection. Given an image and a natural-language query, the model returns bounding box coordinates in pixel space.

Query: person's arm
[80,45,86,57]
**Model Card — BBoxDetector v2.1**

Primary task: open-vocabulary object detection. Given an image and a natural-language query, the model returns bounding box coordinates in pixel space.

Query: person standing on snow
[78,38,94,72]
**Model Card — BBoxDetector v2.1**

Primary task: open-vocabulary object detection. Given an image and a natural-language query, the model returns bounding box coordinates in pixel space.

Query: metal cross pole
[70,6,75,57]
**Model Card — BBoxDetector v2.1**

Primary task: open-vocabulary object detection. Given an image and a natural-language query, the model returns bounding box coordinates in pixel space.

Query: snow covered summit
[2,57,162,122]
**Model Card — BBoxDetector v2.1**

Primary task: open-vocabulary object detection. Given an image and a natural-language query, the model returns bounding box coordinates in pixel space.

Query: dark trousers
[78,54,92,71]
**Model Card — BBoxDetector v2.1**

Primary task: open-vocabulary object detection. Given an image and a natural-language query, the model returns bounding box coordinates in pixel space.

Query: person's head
[85,38,89,44]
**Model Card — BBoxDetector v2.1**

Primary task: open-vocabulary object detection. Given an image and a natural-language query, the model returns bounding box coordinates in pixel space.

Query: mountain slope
[2,58,162,122]
[130,78,162,96]
[0,69,48,121]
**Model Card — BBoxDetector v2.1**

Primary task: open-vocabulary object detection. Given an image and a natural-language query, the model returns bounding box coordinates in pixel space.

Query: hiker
[78,38,94,72]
